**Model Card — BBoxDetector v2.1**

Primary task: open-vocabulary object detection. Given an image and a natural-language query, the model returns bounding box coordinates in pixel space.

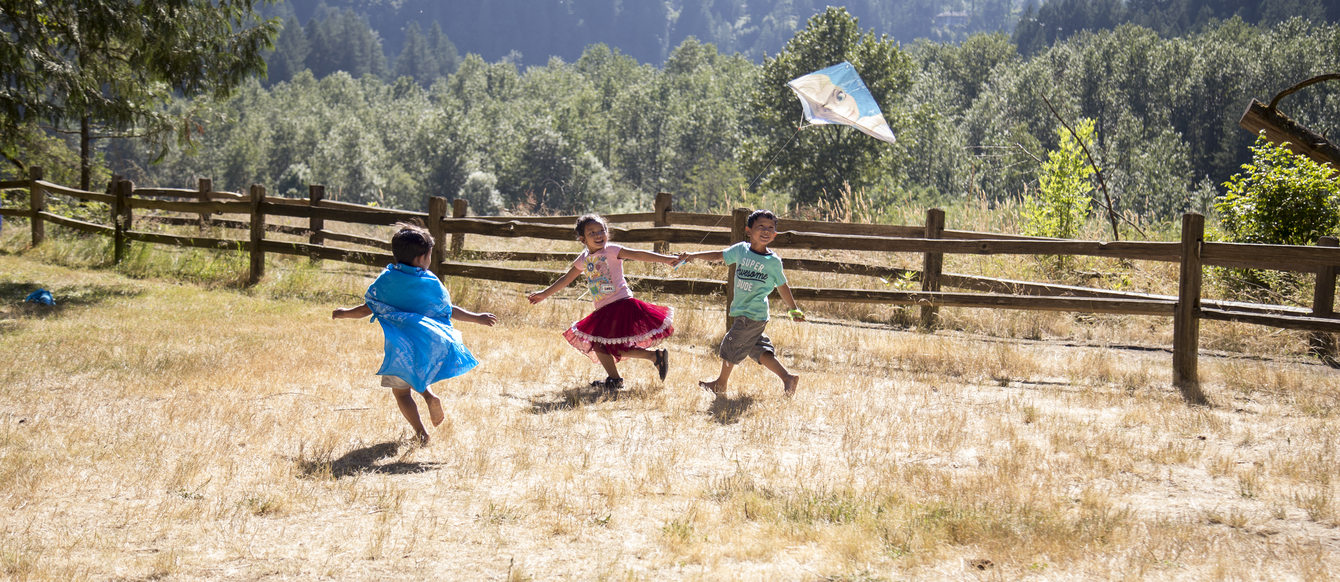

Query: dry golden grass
[2,221,1340,581]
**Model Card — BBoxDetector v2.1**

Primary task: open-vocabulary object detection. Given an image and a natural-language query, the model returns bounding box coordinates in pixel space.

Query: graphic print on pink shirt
[574,244,632,310]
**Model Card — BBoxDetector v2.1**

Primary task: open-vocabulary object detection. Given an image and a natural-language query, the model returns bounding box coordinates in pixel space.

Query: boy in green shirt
[676,209,804,397]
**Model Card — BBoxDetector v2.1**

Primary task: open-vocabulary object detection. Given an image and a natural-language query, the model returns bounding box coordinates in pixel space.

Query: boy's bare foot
[782,374,799,397]
[425,394,445,427]
[416,432,431,447]
[699,379,725,395]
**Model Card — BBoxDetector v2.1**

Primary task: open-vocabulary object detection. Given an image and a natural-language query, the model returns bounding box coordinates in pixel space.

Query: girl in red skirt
[528,214,677,392]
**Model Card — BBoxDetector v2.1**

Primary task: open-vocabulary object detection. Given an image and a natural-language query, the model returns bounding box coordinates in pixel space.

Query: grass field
[2,229,1339,580]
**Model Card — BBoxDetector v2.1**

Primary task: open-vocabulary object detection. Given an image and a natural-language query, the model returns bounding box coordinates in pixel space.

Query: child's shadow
[528,383,644,414]
[301,441,441,478]
[707,393,755,425]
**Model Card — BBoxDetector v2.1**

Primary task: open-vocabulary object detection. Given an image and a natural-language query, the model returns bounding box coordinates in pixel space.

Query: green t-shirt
[724,241,787,321]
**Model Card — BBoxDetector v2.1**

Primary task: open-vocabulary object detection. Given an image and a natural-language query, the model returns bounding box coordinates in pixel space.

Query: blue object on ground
[25,289,55,305]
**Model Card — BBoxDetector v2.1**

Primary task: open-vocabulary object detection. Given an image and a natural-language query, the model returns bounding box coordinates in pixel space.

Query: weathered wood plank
[263,203,426,225]
[769,231,1182,260]
[1202,307,1340,334]
[38,211,112,235]
[323,230,389,249]
[260,240,391,266]
[1239,98,1340,168]
[1202,241,1340,271]
[35,180,113,203]
[125,230,248,250]
[127,198,251,214]
[790,287,1176,315]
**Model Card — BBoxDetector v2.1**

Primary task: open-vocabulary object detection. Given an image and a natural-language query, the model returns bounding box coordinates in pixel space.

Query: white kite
[786,61,896,145]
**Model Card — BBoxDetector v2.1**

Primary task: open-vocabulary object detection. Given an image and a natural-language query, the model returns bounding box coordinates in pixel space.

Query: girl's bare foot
[416,432,431,447]
[699,379,725,395]
[782,374,799,397]
[425,394,445,426]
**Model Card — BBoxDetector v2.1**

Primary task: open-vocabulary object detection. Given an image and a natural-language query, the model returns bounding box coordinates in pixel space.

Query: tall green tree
[265,16,310,86]
[743,7,913,207]
[394,22,439,86]
[425,23,460,77]
[0,0,279,189]
[305,7,387,80]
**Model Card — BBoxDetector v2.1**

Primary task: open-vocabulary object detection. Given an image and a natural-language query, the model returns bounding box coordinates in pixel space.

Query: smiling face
[579,220,608,252]
[745,216,777,250]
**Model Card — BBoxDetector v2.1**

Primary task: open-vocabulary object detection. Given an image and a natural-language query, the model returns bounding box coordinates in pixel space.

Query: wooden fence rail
[3,167,1339,402]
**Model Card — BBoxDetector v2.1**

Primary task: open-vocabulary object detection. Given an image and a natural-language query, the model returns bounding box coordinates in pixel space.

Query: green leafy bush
[1023,118,1096,240]
[1217,134,1340,246]
[1214,134,1340,300]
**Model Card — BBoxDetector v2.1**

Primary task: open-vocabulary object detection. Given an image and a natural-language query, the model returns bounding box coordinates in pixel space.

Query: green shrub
[1217,134,1339,246]
[1023,119,1096,240]
[1214,133,1340,299]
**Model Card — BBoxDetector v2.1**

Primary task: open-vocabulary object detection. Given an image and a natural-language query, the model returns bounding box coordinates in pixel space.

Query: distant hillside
[1014,0,1340,55]
[275,0,1021,69]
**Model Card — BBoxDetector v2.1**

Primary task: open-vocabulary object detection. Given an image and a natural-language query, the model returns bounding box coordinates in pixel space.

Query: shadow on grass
[0,281,143,331]
[298,441,443,479]
[708,393,755,425]
[528,380,655,414]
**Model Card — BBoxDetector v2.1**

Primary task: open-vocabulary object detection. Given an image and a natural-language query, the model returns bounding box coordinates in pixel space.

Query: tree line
[271,0,1017,77]
[86,10,1336,227]
[7,6,1340,237]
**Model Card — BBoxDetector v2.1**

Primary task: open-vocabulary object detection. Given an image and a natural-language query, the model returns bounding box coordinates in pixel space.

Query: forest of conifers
[45,2,1340,224]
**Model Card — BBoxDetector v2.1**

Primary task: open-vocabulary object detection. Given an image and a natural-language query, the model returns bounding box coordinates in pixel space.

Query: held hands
[672,252,692,268]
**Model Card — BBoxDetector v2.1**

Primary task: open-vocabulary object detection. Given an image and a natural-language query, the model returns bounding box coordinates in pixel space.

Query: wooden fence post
[1309,236,1339,364]
[429,196,448,276]
[248,184,266,285]
[920,208,946,329]
[197,178,212,230]
[726,207,748,331]
[113,179,132,264]
[653,192,672,254]
[450,198,467,257]
[308,185,325,261]
[1173,212,1207,403]
[28,166,44,247]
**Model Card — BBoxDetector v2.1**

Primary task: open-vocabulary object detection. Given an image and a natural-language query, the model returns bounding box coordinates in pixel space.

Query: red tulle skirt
[563,297,674,362]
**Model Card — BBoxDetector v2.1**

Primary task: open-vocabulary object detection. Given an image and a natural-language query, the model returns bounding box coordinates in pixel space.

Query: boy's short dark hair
[746,209,777,228]
[391,223,434,264]
[575,214,608,238]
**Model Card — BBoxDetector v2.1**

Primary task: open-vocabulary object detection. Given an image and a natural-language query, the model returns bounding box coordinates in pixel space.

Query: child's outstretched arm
[452,306,498,327]
[777,284,805,321]
[674,249,725,266]
[528,265,582,304]
[332,303,373,319]
[617,247,679,266]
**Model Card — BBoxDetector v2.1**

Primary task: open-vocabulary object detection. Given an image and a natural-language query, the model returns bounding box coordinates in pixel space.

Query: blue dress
[365,263,479,393]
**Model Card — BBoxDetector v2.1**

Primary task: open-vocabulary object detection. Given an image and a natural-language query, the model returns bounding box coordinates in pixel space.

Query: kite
[786,61,896,145]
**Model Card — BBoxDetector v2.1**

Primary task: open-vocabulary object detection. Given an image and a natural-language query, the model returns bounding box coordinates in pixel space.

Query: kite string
[748,123,806,191]
[686,123,808,250]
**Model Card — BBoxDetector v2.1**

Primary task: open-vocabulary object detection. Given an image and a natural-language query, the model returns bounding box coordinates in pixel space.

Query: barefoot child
[333,224,497,445]
[528,214,677,392]
[676,209,803,397]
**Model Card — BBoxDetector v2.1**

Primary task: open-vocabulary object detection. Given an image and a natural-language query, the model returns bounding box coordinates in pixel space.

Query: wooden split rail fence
[4,166,1339,403]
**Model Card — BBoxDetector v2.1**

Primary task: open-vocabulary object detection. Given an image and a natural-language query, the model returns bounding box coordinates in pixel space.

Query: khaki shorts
[380,375,413,390]
[719,316,774,365]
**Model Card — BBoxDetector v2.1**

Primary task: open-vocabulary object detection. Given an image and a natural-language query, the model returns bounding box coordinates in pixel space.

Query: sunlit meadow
[1,212,1338,580]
